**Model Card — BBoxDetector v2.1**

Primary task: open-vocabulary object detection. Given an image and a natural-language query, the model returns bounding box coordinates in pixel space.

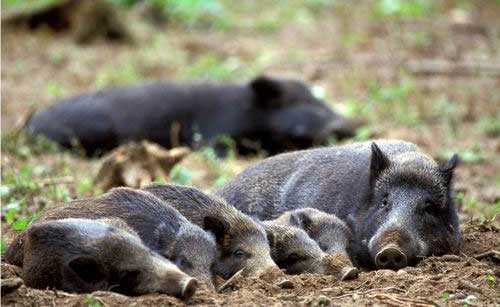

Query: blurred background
[1,0,499,247]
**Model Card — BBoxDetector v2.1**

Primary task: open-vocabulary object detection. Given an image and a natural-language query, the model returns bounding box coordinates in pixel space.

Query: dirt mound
[3,220,498,306]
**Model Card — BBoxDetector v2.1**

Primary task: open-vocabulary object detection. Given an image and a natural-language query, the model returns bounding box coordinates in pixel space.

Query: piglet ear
[289,212,313,231]
[250,75,283,108]
[370,142,390,185]
[266,231,275,248]
[439,154,460,186]
[68,256,107,284]
[203,216,229,246]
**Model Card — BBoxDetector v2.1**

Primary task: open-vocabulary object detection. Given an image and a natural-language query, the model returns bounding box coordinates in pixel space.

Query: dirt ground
[2,220,499,306]
[1,0,499,306]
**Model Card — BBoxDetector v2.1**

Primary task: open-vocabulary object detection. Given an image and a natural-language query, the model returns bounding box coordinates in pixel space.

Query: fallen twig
[474,250,500,260]
[217,269,244,293]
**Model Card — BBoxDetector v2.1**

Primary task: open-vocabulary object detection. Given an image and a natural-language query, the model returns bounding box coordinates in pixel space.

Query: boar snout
[321,254,359,280]
[180,277,198,300]
[375,245,407,270]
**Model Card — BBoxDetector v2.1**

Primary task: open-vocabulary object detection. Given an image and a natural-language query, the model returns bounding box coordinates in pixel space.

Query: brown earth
[2,220,499,306]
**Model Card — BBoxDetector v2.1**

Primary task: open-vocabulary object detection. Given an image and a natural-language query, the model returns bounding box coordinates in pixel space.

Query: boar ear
[250,75,283,108]
[439,154,460,186]
[289,212,313,231]
[68,256,107,284]
[203,216,229,246]
[370,142,390,185]
[266,231,275,247]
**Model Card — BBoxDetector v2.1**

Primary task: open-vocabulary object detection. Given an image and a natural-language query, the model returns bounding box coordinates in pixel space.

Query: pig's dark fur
[217,140,461,269]
[274,208,353,258]
[26,76,356,156]
[262,221,329,275]
[142,183,278,279]
[5,187,216,288]
[20,218,198,298]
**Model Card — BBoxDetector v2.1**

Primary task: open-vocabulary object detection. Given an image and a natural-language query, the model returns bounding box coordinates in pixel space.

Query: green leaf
[12,218,28,231]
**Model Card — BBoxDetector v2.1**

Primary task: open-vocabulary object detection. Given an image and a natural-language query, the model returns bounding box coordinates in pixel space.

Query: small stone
[378,269,396,276]
[396,269,407,276]
[278,280,295,289]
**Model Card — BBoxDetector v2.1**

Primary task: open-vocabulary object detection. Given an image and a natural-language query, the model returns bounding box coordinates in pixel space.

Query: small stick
[474,250,500,260]
[217,269,244,293]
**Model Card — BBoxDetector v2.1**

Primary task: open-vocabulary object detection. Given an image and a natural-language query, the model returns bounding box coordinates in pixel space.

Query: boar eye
[381,193,389,207]
[233,249,246,258]
[424,202,437,215]
[180,257,192,269]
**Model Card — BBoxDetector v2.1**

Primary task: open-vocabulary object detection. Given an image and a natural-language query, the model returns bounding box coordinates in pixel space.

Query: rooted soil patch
[3,220,498,306]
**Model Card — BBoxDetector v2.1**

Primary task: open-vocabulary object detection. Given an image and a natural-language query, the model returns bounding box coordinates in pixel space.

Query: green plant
[95,62,143,89]
[46,81,63,98]
[84,294,103,307]
[2,131,60,159]
[374,0,432,18]
[182,54,244,81]
[486,272,496,286]
[441,291,450,302]
[366,79,421,126]
[156,0,228,30]
[169,165,193,185]
[1,237,7,255]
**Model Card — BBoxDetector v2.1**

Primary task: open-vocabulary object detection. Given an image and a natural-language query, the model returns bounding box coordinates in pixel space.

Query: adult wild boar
[26,76,356,156]
[217,140,461,270]
[20,218,198,299]
[5,187,217,289]
[142,183,279,279]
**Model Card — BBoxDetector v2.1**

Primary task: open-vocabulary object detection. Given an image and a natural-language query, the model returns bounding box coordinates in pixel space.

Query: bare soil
[2,220,499,306]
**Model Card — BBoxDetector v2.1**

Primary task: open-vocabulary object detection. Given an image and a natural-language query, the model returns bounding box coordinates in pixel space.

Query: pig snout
[321,254,359,280]
[369,228,418,270]
[375,245,407,270]
[159,265,199,300]
[179,277,198,300]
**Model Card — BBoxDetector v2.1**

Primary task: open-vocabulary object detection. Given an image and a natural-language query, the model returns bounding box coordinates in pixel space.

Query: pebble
[278,280,295,289]
[396,269,407,276]
[378,269,396,276]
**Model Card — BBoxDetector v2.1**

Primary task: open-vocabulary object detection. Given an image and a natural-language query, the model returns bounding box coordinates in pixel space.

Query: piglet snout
[375,245,407,270]
[180,277,198,300]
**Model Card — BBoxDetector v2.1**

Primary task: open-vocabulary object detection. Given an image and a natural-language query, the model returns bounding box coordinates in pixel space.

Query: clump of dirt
[3,220,498,306]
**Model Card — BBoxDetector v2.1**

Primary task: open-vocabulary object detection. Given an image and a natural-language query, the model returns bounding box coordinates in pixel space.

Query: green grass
[456,192,500,220]
[2,131,60,159]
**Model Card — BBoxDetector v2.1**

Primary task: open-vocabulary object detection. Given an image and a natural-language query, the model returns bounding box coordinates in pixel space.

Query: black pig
[26,76,356,156]
[21,218,198,299]
[142,183,279,279]
[217,140,461,270]
[5,187,217,289]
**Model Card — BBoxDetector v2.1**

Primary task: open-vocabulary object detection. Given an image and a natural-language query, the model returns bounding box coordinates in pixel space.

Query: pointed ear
[266,230,275,248]
[157,222,180,255]
[370,142,390,185]
[250,75,283,108]
[68,256,107,284]
[289,212,313,231]
[439,154,460,186]
[203,216,229,246]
